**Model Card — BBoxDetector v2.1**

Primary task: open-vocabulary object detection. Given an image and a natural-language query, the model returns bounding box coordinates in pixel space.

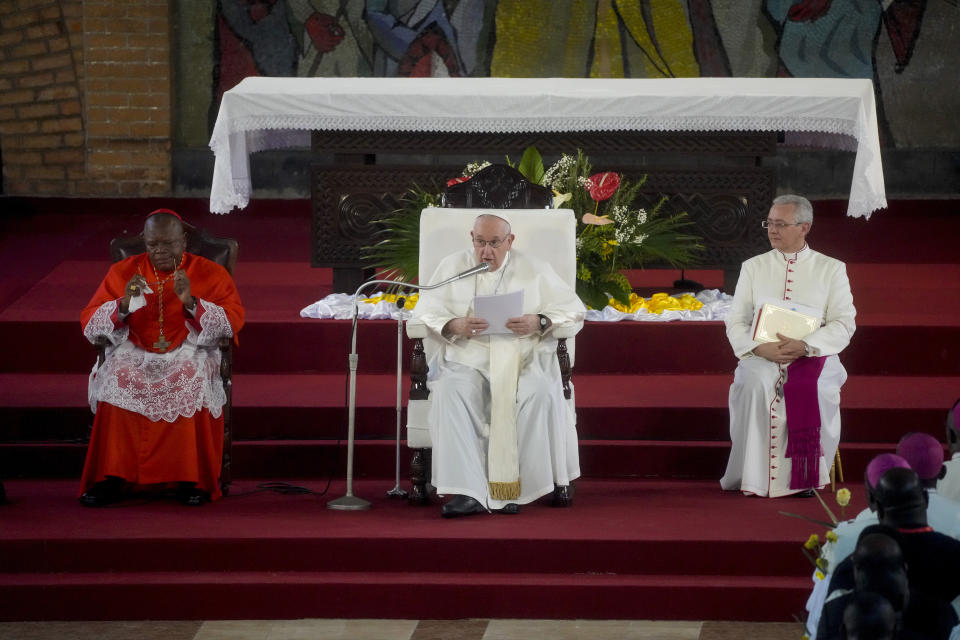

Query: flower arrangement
[366,147,703,310]
[519,147,702,310]
[781,487,856,638]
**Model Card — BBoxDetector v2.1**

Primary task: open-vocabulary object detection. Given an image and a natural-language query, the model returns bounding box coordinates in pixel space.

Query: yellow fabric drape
[609,292,704,314]
[492,0,700,78]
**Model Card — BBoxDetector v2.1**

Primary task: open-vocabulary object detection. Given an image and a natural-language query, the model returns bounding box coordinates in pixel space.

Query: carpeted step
[0,570,812,622]
[0,438,894,483]
[2,318,959,376]
[0,476,842,622]
[3,373,956,445]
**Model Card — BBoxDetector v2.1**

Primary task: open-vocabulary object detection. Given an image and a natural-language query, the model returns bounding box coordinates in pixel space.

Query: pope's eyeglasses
[473,237,505,248]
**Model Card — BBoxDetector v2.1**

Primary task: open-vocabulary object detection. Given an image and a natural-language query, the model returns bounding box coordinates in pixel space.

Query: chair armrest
[217,337,233,383]
[406,320,428,339]
[94,336,110,368]
[551,324,580,340]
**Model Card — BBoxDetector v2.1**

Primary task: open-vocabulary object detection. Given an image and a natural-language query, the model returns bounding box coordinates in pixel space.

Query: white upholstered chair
[404,207,580,504]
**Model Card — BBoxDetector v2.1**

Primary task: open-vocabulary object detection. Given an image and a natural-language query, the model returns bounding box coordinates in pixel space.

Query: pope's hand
[443,317,489,339]
[506,314,540,337]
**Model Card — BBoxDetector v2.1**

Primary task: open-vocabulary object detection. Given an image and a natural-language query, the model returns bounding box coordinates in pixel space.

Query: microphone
[419,262,490,290]
[452,262,491,280]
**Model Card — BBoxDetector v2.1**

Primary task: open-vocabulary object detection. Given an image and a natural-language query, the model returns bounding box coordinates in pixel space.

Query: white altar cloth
[209,77,886,219]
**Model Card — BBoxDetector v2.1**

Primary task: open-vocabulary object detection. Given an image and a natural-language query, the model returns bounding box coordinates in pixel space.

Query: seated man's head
[471,214,514,272]
[852,530,909,612]
[143,209,187,272]
[875,467,928,529]
[766,194,812,254]
[864,454,911,512]
[947,398,960,456]
[896,432,946,489]
[841,591,899,640]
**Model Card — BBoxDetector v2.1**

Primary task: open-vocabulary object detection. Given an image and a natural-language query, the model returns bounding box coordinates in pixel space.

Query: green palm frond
[363,185,439,288]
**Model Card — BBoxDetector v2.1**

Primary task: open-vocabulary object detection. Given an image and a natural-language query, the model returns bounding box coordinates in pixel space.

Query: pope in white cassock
[721,195,856,498]
[412,213,586,518]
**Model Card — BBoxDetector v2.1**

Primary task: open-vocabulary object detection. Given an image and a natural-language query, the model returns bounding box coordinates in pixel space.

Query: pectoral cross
[153,334,171,352]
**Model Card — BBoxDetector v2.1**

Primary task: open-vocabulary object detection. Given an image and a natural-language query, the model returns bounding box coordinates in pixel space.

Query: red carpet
[0,477,861,621]
[0,196,958,622]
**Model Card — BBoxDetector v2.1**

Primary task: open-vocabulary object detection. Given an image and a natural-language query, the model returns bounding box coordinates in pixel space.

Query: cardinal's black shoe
[79,479,124,507]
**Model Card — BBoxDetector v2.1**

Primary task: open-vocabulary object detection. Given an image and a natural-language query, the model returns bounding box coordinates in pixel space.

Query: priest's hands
[120,274,148,314]
[753,333,808,364]
[443,317,489,339]
[506,314,540,337]
[174,270,195,310]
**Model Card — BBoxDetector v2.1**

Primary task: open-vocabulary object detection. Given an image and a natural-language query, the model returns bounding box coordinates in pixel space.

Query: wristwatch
[538,314,549,334]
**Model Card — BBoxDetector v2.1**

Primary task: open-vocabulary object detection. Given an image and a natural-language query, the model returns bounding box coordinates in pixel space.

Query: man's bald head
[842,591,898,640]
[852,530,908,611]
[875,467,928,528]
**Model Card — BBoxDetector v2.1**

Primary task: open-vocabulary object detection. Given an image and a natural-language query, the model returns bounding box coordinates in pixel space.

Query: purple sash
[784,355,828,490]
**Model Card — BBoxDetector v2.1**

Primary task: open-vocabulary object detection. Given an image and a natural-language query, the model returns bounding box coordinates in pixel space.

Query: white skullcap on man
[474,212,513,229]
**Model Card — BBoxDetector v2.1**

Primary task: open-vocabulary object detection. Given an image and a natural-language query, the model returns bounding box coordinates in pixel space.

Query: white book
[752,302,820,343]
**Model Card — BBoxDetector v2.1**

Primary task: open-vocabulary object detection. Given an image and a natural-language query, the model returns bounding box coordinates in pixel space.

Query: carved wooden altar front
[311,130,777,293]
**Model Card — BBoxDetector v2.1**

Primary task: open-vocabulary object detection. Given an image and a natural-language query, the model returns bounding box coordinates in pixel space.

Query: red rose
[305,13,345,54]
[586,172,620,201]
[446,176,470,187]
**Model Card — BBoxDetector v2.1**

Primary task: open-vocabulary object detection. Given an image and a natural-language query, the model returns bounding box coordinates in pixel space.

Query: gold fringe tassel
[489,480,521,501]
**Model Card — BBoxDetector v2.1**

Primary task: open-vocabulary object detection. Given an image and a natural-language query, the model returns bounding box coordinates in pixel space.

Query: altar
[209,77,886,292]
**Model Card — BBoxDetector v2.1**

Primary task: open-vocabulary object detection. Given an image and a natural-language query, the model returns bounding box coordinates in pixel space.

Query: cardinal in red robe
[79,210,244,506]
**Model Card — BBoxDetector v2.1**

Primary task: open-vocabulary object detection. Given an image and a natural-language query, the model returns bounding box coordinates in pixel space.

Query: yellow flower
[815,557,827,570]
[599,239,618,258]
[836,488,851,507]
[803,534,820,550]
[825,530,838,543]
[814,572,825,582]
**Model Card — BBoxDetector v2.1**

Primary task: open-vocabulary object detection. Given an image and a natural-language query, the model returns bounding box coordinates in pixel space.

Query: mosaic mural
[195,0,957,148]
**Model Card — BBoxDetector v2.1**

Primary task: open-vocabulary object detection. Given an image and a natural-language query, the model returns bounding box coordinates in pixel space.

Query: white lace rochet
[85,299,234,422]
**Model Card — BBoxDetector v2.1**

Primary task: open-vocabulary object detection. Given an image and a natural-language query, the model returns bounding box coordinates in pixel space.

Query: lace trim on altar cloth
[218,113,863,145]
[89,338,226,422]
[83,299,129,346]
[195,299,233,346]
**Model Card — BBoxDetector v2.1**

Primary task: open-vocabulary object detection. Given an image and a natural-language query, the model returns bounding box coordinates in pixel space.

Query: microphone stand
[327,264,490,511]
[386,296,409,500]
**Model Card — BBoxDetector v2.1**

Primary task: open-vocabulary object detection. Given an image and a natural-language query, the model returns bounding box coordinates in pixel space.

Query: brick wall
[0,0,171,197]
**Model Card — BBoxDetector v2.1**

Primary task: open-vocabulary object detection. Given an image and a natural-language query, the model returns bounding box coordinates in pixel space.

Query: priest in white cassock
[938,398,960,502]
[720,195,856,498]
[412,213,586,518]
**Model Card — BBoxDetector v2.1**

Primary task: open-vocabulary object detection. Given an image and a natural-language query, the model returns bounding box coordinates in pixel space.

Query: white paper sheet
[473,290,524,335]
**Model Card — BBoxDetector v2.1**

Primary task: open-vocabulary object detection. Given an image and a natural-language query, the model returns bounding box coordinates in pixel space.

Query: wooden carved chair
[404,164,579,504]
[94,222,238,495]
